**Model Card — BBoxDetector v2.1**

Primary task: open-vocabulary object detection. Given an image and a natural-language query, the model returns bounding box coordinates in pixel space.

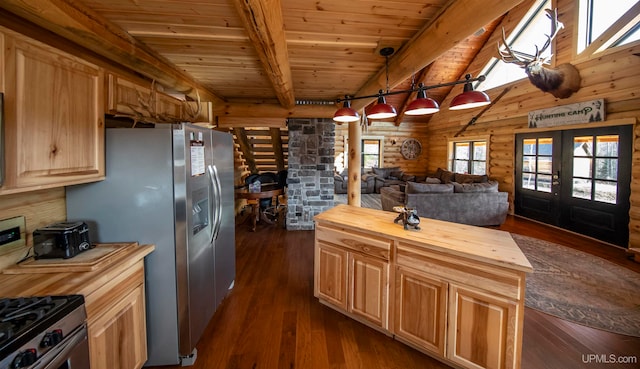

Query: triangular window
[475,0,552,91]
[577,0,640,55]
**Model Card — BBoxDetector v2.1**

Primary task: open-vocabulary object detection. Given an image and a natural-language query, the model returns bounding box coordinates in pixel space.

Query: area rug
[511,233,640,337]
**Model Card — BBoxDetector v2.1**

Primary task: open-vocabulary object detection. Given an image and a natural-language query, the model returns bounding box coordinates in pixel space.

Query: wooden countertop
[314,204,532,273]
[0,242,154,298]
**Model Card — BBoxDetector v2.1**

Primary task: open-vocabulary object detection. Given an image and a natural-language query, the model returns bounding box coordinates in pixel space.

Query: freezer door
[175,124,217,357]
[212,130,236,308]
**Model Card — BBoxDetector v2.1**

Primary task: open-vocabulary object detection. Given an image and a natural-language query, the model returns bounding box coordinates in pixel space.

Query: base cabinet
[349,252,388,328]
[394,267,447,357]
[88,285,147,369]
[316,243,348,310]
[448,284,518,369]
[315,226,390,329]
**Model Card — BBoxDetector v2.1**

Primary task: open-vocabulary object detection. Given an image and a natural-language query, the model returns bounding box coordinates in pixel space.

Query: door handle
[552,171,560,185]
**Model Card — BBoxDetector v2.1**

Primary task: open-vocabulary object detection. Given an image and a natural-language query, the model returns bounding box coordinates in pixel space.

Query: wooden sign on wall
[528,99,605,128]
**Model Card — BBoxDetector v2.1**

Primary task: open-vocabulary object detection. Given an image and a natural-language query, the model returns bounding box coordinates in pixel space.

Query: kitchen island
[0,242,154,369]
[314,204,532,369]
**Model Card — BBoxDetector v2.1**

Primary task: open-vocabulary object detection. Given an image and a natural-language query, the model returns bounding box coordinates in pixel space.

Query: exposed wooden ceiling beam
[0,0,224,104]
[218,117,287,128]
[350,0,525,111]
[270,128,285,171]
[233,128,258,174]
[216,104,335,119]
[231,0,295,109]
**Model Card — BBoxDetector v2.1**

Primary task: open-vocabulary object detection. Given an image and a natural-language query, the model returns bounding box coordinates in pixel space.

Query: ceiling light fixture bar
[334,73,490,123]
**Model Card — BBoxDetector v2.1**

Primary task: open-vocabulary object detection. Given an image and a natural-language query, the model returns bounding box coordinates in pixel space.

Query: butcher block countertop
[315,204,532,273]
[0,242,154,298]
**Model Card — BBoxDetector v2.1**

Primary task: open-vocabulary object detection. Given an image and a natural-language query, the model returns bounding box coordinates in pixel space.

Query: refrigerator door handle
[208,164,223,242]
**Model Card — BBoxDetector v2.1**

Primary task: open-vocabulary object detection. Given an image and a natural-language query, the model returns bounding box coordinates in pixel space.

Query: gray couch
[371,167,416,193]
[380,181,509,226]
[334,168,376,194]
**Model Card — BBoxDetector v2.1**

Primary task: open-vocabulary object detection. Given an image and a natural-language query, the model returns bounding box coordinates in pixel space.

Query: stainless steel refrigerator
[66,123,235,366]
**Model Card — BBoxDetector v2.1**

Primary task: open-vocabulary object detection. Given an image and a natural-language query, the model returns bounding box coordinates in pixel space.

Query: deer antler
[183,89,202,122]
[497,28,530,66]
[537,8,564,59]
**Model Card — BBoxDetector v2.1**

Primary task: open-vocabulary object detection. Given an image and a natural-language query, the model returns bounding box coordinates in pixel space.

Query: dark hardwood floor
[148,214,640,369]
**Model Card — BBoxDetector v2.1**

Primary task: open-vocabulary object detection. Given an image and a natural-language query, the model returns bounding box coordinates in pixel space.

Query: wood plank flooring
[147,213,640,369]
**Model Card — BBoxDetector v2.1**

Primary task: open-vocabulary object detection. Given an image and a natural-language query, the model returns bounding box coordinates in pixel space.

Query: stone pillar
[286,118,335,230]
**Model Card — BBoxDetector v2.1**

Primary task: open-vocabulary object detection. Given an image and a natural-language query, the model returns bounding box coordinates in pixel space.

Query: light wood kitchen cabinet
[394,266,447,357]
[349,252,388,328]
[314,224,391,329]
[314,205,532,369]
[88,284,147,369]
[315,242,348,310]
[0,27,105,195]
[448,284,518,369]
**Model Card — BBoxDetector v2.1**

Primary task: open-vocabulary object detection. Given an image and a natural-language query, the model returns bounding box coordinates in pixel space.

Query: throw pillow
[424,177,441,184]
[372,167,400,179]
[436,168,455,183]
[454,173,489,183]
[406,181,454,194]
[453,180,499,193]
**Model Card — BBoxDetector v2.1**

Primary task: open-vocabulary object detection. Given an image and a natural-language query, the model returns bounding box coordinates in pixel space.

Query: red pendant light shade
[449,79,491,110]
[405,87,440,115]
[367,93,397,120]
[333,99,360,123]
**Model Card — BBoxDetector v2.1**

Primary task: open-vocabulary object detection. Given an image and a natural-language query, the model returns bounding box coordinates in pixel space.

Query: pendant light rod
[336,74,486,103]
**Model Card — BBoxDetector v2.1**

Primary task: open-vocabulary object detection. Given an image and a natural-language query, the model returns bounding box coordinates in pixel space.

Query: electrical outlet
[0,216,26,256]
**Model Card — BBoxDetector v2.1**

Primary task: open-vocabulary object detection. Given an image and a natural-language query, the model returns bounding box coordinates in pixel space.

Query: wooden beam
[270,128,285,171]
[216,103,336,119]
[347,121,362,206]
[219,117,287,128]
[0,0,223,104]
[230,0,295,109]
[351,0,525,111]
[233,128,258,174]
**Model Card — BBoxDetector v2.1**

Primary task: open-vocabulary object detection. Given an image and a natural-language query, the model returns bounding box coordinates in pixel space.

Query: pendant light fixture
[449,74,491,110]
[405,83,440,115]
[332,46,491,123]
[367,47,397,120]
[333,97,360,123]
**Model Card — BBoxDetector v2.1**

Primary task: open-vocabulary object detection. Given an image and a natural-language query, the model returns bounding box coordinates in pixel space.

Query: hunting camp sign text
[528,99,605,128]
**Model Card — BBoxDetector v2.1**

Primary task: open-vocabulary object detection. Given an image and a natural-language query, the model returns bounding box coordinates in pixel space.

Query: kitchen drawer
[316,225,391,260]
[396,242,522,300]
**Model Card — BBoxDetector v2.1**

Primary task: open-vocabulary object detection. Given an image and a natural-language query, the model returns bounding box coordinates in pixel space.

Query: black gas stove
[0,295,89,369]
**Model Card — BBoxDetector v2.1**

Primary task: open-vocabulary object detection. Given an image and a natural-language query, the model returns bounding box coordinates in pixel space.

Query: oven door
[40,325,90,369]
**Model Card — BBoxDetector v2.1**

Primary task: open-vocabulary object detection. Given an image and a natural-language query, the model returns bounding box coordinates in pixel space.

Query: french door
[515,125,632,247]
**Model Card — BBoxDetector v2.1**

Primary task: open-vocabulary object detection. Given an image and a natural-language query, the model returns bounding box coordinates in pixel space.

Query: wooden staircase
[231,127,289,176]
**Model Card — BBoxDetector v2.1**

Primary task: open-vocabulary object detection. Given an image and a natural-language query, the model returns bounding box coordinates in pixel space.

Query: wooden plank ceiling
[0,0,523,173]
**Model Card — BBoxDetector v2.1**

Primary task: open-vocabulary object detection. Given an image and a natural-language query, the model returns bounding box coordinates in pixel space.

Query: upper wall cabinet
[0,27,105,195]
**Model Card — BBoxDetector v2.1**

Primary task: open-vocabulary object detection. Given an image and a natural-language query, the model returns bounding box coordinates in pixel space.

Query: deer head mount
[498,8,581,99]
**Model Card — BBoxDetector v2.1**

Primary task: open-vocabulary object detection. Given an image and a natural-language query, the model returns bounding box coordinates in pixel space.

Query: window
[448,139,487,175]
[475,0,551,91]
[362,139,382,168]
[577,0,640,55]
[522,137,554,193]
[341,135,385,171]
[572,134,620,204]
